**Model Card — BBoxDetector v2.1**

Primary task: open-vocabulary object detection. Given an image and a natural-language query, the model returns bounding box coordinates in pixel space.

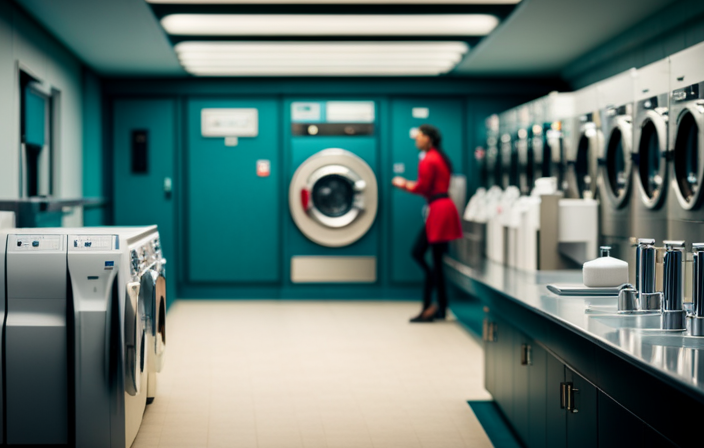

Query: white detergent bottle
[583,246,629,287]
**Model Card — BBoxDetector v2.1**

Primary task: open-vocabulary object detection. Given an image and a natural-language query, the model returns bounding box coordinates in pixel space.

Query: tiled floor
[133,300,493,448]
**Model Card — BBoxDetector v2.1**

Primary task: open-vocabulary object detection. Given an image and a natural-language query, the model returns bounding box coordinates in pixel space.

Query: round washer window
[606,128,628,198]
[674,112,700,203]
[312,174,355,218]
[576,135,592,197]
[639,120,663,199]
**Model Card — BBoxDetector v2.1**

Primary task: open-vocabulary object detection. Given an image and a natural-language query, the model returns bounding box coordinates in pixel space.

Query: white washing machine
[2,225,165,448]
[596,68,637,262]
[668,42,704,249]
[566,85,602,199]
[633,58,670,246]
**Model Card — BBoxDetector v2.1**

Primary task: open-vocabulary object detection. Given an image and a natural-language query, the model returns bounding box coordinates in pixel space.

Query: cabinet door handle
[560,382,567,409]
[526,345,532,365]
[570,387,579,413]
[482,319,489,341]
[520,344,528,365]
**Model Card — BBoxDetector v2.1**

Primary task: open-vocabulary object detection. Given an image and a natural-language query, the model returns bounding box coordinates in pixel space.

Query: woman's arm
[405,157,434,195]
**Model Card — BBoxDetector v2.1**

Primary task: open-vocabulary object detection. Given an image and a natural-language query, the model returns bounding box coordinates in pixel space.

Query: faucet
[691,243,704,336]
[662,240,686,331]
[619,238,660,313]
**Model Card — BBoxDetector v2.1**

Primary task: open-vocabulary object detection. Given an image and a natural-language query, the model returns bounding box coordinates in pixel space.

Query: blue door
[390,99,464,283]
[113,99,177,305]
[186,98,280,284]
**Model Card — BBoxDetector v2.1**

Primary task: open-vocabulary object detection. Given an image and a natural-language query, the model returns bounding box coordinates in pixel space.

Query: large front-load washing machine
[596,68,637,262]
[2,226,165,448]
[566,85,601,199]
[668,42,704,249]
[288,101,379,284]
[542,92,575,193]
[633,58,670,246]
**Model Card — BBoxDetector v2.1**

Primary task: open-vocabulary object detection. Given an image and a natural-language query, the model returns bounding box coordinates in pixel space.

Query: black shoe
[410,313,435,323]
[434,310,447,320]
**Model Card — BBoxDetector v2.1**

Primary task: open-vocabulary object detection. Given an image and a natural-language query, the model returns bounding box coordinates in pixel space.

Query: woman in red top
[392,124,463,323]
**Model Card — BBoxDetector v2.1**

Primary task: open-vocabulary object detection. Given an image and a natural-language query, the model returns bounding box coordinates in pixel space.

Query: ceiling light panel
[161,14,499,36]
[149,1,519,4]
[175,41,469,76]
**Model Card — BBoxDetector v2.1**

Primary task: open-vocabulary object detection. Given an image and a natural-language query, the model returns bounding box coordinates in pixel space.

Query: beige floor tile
[134,301,494,448]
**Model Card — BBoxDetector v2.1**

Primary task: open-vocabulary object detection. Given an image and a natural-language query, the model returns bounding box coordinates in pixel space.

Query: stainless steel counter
[445,256,704,402]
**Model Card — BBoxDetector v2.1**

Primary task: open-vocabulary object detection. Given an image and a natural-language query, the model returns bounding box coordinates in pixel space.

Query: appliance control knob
[16,241,22,247]
[32,241,39,247]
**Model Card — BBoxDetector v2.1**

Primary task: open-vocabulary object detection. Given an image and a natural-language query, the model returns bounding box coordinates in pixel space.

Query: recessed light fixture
[174,41,469,76]
[149,0,519,4]
[161,14,499,36]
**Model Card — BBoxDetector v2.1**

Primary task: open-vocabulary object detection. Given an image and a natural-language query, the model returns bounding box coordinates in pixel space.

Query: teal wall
[82,68,105,226]
[105,78,553,299]
[563,0,704,89]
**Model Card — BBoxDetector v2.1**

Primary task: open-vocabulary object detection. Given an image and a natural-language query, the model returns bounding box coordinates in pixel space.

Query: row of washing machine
[0,225,167,448]
[479,41,704,268]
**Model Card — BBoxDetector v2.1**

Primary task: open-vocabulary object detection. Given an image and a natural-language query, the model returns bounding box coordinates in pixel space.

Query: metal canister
[662,240,686,330]
[691,243,704,336]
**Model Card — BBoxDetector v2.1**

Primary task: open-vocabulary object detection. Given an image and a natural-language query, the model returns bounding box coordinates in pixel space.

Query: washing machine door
[574,122,602,198]
[124,281,146,396]
[290,148,378,247]
[517,131,533,194]
[141,269,166,373]
[672,105,704,210]
[602,117,633,208]
[637,110,668,209]
[545,125,565,187]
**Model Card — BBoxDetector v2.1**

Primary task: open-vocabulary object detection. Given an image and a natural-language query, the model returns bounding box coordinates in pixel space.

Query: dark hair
[418,124,453,173]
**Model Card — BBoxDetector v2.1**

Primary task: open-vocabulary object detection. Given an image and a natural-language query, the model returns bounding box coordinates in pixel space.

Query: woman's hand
[392,176,407,189]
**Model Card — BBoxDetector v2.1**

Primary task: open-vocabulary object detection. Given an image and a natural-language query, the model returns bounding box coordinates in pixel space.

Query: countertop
[444,256,704,402]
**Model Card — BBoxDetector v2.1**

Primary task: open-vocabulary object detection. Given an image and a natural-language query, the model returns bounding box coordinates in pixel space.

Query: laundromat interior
[2,0,704,447]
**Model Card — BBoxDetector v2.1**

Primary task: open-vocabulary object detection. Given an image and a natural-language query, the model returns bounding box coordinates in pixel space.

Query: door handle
[560,382,578,413]
[163,177,173,200]
[520,344,528,365]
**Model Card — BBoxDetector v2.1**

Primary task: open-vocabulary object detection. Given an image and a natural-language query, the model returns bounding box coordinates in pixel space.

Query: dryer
[566,85,601,200]
[596,68,637,262]
[668,42,704,249]
[2,225,165,448]
[288,101,379,283]
[633,58,670,247]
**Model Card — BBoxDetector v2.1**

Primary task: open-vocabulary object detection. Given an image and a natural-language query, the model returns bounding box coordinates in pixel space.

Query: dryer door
[290,148,378,247]
[602,117,632,208]
[672,105,704,210]
[124,281,146,396]
[141,269,166,374]
[637,111,668,209]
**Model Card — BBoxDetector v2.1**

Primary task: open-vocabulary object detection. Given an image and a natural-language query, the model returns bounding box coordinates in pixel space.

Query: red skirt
[425,197,462,244]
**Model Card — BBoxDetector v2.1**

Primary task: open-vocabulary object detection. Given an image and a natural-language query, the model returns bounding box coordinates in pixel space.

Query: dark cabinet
[546,349,567,448]
[512,333,530,443]
[565,368,598,448]
[597,391,677,448]
[527,344,548,448]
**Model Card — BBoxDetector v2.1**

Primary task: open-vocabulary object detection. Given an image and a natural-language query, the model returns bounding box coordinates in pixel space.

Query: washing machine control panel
[69,235,118,251]
[9,234,64,251]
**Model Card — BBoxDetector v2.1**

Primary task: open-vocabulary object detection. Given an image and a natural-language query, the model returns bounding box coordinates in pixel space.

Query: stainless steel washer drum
[289,148,378,248]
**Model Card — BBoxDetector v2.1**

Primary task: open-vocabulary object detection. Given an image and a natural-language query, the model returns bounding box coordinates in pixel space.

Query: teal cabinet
[389,99,464,283]
[186,98,280,284]
[512,332,530,443]
[112,99,177,305]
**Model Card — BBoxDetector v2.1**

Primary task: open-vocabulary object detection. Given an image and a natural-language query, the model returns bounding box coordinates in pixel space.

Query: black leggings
[412,228,449,313]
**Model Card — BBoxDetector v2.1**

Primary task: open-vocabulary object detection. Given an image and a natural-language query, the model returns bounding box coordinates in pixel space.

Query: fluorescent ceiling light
[184,67,448,76]
[149,1,519,4]
[161,14,499,36]
[174,41,468,76]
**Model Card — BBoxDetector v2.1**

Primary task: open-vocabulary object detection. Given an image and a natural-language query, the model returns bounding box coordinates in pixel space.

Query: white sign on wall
[412,107,430,119]
[326,101,375,123]
[201,108,259,137]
